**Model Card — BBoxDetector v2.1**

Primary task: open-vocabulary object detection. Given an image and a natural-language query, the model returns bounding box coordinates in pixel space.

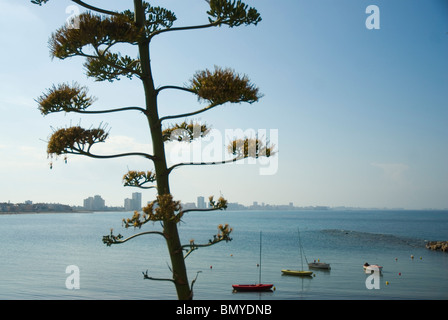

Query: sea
[0,209,447,300]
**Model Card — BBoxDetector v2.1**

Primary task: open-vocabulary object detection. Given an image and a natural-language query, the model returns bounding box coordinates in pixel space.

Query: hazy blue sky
[0,0,447,209]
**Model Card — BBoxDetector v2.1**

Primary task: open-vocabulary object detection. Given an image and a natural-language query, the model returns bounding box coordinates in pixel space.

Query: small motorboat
[308,262,331,270]
[363,263,383,273]
[281,269,313,277]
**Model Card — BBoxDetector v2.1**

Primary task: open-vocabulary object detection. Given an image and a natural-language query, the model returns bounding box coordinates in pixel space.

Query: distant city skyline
[3,191,448,213]
[3,197,446,214]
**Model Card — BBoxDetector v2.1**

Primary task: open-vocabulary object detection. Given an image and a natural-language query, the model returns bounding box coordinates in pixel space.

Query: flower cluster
[84,51,142,82]
[37,83,95,115]
[47,126,109,157]
[49,12,142,59]
[227,138,274,159]
[208,196,228,210]
[123,194,184,228]
[189,66,261,105]
[207,0,262,27]
[102,229,123,247]
[210,224,233,244]
[122,170,156,189]
[122,3,177,35]
[162,121,210,142]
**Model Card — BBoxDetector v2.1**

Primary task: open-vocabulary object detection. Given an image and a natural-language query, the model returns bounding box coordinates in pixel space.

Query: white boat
[308,262,331,270]
[363,263,383,273]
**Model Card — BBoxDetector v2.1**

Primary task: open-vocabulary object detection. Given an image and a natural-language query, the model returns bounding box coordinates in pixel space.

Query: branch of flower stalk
[67,149,156,161]
[69,106,147,115]
[182,238,229,260]
[167,158,239,174]
[103,230,167,247]
[71,0,119,16]
[158,102,219,124]
[142,270,175,283]
[181,225,232,259]
[181,207,225,214]
[149,19,222,39]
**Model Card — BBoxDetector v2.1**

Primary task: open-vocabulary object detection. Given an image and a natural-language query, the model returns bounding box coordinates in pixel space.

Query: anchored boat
[281,269,313,276]
[231,283,274,292]
[281,228,314,277]
[363,263,383,273]
[309,261,331,270]
[232,231,274,292]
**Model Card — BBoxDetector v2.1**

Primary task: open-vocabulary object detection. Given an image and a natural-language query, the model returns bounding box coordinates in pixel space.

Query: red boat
[232,284,274,292]
[232,232,274,293]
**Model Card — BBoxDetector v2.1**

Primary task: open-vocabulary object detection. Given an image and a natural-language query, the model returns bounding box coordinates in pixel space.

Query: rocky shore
[426,241,448,252]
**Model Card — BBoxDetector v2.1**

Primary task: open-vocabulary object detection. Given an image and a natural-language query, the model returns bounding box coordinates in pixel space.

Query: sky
[0,0,447,209]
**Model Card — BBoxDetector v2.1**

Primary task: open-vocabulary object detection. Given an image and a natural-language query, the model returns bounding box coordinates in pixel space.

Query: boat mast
[299,229,303,270]
[259,231,262,284]
[297,228,308,270]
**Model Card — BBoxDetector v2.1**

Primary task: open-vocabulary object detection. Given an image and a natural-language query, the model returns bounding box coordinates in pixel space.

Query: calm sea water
[0,209,447,300]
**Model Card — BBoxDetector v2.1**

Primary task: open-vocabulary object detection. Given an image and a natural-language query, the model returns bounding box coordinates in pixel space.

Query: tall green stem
[133,0,191,300]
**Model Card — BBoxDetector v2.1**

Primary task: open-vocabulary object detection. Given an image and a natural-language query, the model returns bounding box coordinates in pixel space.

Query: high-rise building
[197,196,205,209]
[83,195,105,211]
[124,192,142,211]
[132,192,142,211]
[124,198,133,211]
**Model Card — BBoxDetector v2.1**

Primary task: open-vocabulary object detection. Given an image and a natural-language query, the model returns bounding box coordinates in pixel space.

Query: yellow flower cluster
[209,196,228,210]
[189,66,261,105]
[37,83,95,115]
[162,121,209,142]
[122,170,156,188]
[47,126,108,156]
[210,223,233,244]
[50,12,142,59]
[227,138,274,159]
[123,194,184,228]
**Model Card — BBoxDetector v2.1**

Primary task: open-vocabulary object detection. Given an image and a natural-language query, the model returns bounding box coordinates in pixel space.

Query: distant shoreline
[6,210,132,214]
[0,210,90,215]
[2,208,447,216]
[0,209,126,215]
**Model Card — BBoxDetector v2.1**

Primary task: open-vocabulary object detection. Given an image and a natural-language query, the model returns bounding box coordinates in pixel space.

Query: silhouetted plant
[32,0,273,300]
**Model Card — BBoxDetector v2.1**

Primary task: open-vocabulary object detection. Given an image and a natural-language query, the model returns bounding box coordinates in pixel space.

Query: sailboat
[232,231,274,292]
[282,228,313,277]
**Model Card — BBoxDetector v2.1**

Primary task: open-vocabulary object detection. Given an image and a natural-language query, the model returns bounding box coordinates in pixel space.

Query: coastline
[0,209,131,215]
[426,241,448,252]
[0,210,90,215]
